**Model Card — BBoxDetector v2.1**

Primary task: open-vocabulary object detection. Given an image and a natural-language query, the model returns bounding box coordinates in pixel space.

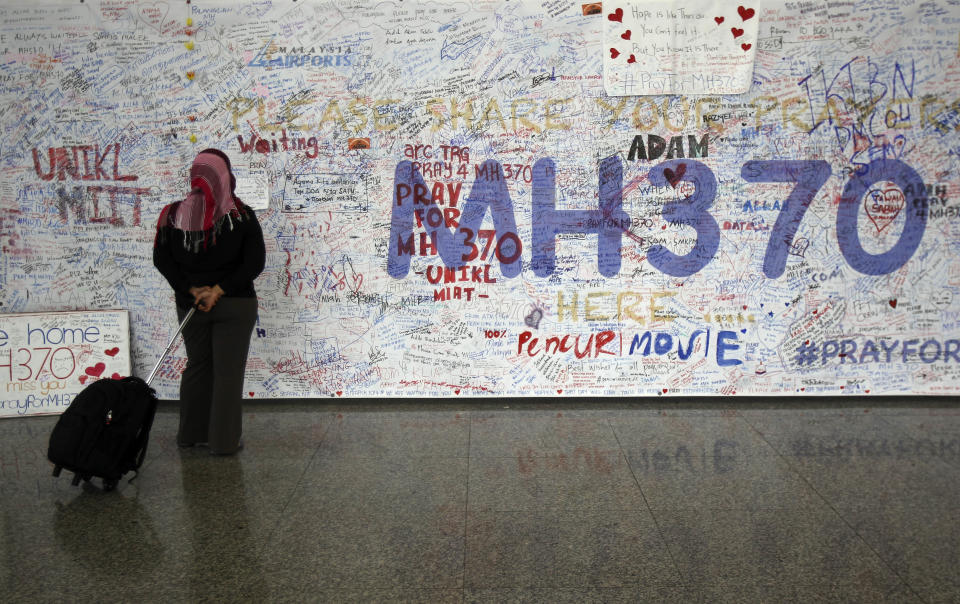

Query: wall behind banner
[1,0,959,399]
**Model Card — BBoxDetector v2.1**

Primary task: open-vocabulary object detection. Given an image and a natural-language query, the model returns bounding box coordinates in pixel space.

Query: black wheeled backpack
[48,307,195,491]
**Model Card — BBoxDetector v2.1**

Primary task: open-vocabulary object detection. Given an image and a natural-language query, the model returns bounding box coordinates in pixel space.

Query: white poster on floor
[0,310,131,418]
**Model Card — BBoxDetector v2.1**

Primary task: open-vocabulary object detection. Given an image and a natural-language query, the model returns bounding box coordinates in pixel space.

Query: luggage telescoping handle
[145,306,196,386]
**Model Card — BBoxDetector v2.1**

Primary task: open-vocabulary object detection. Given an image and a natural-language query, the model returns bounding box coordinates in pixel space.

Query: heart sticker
[105,347,120,357]
[738,6,756,20]
[889,299,898,308]
[865,187,904,232]
[714,16,725,24]
[741,43,752,51]
[731,27,744,38]
[621,30,631,40]
[627,54,636,63]
[608,8,624,22]
[85,362,105,378]
[610,47,620,59]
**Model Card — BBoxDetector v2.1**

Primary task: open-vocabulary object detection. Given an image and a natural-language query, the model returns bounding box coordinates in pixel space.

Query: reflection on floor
[2,398,958,602]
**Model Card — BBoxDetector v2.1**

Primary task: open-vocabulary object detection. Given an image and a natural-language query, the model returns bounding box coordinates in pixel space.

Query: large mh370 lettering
[388,156,928,279]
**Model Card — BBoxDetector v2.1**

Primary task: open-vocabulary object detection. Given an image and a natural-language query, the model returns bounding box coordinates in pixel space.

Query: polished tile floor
[2,397,958,603]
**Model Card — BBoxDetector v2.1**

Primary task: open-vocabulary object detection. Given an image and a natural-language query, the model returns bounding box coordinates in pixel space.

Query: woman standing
[153,149,265,455]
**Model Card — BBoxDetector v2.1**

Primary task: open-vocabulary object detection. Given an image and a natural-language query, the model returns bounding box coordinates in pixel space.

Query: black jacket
[153,203,266,308]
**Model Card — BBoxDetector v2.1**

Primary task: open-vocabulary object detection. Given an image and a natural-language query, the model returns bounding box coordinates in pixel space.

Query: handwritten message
[283,173,368,213]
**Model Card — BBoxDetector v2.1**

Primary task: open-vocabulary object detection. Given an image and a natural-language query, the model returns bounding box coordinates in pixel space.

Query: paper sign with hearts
[865,187,905,232]
[0,310,132,418]
[604,0,759,96]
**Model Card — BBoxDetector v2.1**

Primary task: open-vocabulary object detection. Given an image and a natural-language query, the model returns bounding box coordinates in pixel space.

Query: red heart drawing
[663,164,686,187]
[865,187,904,232]
[889,299,898,308]
[248,391,255,397]
[731,27,744,38]
[105,347,120,357]
[79,375,88,385]
[557,389,563,394]
[85,362,105,378]
[610,47,620,59]
[714,16,724,24]
[350,272,364,294]
[336,391,343,396]
[137,2,170,33]
[738,6,755,20]
[627,54,636,63]
[454,389,461,395]
[662,388,668,393]
[608,7,623,22]
[621,29,631,40]
[111,373,122,380]
[741,43,752,51]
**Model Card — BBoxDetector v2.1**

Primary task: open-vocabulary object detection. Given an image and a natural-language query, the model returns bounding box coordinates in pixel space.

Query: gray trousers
[176,297,258,453]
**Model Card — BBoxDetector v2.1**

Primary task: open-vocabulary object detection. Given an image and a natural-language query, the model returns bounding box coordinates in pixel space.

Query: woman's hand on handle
[189,285,224,312]
[199,284,225,312]
[188,286,208,309]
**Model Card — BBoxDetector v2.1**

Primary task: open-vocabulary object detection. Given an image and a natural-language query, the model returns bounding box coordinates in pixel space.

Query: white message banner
[0,1,957,398]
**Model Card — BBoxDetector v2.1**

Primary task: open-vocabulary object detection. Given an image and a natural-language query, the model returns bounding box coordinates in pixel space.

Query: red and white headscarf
[158,150,246,250]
